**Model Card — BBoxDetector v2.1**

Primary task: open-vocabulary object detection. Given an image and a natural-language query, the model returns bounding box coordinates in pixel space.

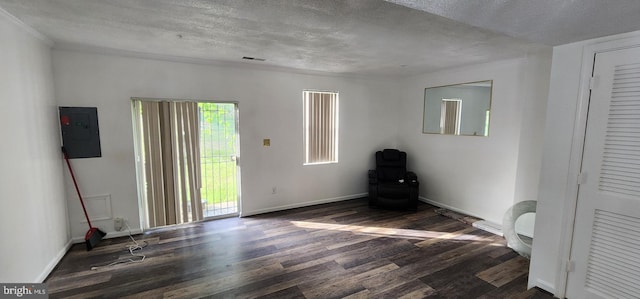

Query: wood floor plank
[324,232,379,251]
[333,238,415,269]
[419,248,500,298]
[214,261,346,298]
[341,289,371,299]
[45,272,112,293]
[298,259,399,296]
[414,226,479,247]
[378,279,436,299]
[44,198,553,299]
[477,273,549,299]
[161,262,286,298]
[475,255,530,287]
[255,285,306,299]
[279,236,389,269]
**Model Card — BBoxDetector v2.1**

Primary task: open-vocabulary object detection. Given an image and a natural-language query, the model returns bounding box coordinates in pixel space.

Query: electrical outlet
[114,217,124,231]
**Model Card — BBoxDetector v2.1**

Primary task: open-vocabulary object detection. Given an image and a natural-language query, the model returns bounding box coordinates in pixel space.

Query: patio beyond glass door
[199,103,240,217]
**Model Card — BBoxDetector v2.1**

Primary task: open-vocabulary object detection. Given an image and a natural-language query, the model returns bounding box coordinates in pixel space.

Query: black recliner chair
[368,149,419,210]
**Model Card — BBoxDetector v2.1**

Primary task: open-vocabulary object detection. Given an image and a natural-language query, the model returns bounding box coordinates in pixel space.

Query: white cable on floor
[90,221,147,270]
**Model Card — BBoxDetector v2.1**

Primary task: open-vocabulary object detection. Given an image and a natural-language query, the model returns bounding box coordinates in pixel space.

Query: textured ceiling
[388,0,640,46]
[0,0,638,76]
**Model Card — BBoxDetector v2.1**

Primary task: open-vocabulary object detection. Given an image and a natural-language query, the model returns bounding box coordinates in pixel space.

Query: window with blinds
[303,90,339,165]
[440,99,462,135]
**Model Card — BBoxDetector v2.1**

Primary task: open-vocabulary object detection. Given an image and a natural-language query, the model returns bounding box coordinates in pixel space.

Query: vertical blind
[138,100,202,227]
[304,91,338,164]
[441,99,461,135]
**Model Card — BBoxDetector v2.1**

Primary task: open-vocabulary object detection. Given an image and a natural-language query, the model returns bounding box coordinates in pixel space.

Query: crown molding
[0,6,53,46]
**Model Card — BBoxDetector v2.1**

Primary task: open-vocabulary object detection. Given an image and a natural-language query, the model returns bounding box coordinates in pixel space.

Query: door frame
[130,98,242,230]
[556,34,640,298]
[199,100,242,219]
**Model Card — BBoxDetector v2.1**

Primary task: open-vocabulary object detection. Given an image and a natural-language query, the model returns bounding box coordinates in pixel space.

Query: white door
[566,47,640,298]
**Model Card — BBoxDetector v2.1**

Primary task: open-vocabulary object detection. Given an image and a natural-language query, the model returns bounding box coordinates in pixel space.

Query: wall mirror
[423,80,493,136]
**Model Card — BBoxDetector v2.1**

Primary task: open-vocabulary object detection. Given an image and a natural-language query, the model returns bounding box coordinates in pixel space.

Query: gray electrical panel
[59,107,102,159]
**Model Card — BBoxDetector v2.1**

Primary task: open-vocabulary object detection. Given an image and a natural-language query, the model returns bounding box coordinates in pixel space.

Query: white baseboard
[36,239,72,282]
[105,229,144,239]
[71,228,144,243]
[473,220,504,237]
[418,196,486,220]
[240,193,367,217]
[419,196,506,236]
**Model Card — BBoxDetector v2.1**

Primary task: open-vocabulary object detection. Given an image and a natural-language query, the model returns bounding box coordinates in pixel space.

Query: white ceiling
[389,0,640,46]
[1,0,639,76]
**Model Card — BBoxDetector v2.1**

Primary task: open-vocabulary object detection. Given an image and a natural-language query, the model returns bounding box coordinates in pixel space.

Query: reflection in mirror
[514,212,535,247]
[423,80,492,136]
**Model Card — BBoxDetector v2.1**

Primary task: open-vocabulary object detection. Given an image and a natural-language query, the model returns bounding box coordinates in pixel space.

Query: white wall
[52,49,401,239]
[0,10,70,282]
[397,51,551,225]
[529,30,640,296]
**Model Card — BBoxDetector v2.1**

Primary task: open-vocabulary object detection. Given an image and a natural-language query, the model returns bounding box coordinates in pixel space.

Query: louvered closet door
[566,47,640,299]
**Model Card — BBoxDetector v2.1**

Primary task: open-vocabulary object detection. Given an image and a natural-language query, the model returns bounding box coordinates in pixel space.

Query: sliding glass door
[133,99,240,228]
[199,103,239,218]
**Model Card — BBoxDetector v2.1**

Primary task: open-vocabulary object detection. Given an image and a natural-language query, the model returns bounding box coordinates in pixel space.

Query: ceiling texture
[1,0,640,76]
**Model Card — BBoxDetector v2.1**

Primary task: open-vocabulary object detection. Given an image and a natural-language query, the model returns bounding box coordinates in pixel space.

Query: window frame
[303,90,339,165]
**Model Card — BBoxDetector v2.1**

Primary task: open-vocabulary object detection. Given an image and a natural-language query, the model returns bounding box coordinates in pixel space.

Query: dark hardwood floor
[45,199,554,298]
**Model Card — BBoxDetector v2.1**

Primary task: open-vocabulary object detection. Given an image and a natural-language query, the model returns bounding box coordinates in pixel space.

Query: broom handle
[62,147,94,229]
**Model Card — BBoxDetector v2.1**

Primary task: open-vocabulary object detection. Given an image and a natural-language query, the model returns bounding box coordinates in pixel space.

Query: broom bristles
[85,227,107,251]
